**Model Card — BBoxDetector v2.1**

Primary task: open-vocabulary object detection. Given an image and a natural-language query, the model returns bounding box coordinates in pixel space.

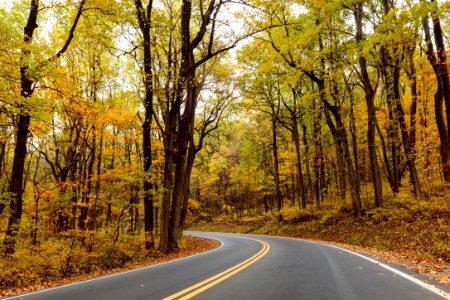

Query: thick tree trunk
[168,121,189,251]
[163,0,219,252]
[142,106,154,249]
[159,142,174,253]
[4,114,30,253]
[4,0,39,253]
[164,0,195,253]
[179,140,196,229]
[4,0,85,253]
[422,0,450,182]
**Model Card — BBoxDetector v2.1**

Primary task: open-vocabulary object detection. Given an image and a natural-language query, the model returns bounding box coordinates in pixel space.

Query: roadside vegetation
[190,184,450,286]
[0,236,219,296]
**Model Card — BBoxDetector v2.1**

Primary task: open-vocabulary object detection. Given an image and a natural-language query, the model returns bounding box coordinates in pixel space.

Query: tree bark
[380,46,400,193]
[422,0,450,182]
[4,0,86,254]
[302,124,313,206]
[407,47,418,152]
[271,113,283,211]
[354,4,383,207]
[179,141,196,229]
[134,0,155,250]
[165,0,219,252]
[312,99,322,206]
[4,0,39,254]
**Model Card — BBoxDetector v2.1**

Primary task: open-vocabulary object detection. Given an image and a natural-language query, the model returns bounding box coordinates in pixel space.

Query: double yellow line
[163,237,270,300]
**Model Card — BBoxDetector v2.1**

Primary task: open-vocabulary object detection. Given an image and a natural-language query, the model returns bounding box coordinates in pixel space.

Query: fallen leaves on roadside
[0,236,220,298]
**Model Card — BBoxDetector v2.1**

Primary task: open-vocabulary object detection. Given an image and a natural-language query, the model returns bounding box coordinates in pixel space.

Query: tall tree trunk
[80,136,95,230]
[422,0,450,182]
[0,111,7,215]
[324,101,362,216]
[312,99,322,206]
[349,92,361,208]
[324,109,347,201]
[179,140,196,229]
[0,134,6,215]
[390,55,421,195]
[168,116,190,251]
[4,0,85,254]
[376,121,395,194]
[4,113,30,253]
[291,119,306,209]
[166,0,219,251]
[407,47,418,152]
[90,130,103,230]
[160,127,175,253]
[302,124,313,206]
[168,68,197,251]
[4,0,38,254]
[379,0,421,195]
[381,48,401,193]
[134,0,155,250]
[271,113,283,211]
[354,4,383,206]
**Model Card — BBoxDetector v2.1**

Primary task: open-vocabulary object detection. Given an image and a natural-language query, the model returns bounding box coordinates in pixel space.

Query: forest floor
[190,189,450,289]
[0,236,220,298]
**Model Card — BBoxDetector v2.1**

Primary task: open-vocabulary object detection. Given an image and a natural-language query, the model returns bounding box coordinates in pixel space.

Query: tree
[134,0,155,250]
[421,0,450,182]
[4,0,86,254]
[352,2,383,207]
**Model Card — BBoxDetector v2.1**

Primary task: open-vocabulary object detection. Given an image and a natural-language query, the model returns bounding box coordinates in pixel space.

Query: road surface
[8,232,449,300]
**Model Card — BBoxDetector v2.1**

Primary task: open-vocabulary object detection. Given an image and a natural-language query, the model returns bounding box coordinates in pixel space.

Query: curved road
[8,232,449,300]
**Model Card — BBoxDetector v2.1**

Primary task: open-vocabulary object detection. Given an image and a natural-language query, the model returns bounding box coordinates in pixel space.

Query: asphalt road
[8,232,449,300]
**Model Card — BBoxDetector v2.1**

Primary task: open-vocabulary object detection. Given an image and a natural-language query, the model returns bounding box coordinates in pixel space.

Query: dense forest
[0,0,450,290]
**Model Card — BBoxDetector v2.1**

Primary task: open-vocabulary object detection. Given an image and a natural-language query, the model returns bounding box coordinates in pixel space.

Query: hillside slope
[191,193,450,287]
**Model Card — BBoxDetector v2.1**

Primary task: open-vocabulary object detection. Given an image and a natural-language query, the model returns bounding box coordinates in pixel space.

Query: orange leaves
[0,235,219,297]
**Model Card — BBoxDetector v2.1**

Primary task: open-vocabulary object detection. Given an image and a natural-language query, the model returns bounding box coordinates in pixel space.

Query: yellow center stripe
[163,237,270,300]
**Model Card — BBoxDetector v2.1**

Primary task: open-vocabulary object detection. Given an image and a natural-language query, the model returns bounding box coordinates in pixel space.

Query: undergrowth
[0,231,208,291]
[191,189,450,263]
